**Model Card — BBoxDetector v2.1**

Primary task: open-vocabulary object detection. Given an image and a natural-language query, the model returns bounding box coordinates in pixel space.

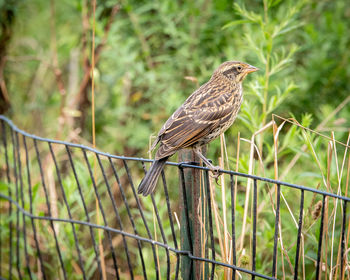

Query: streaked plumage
[138,61,258,196]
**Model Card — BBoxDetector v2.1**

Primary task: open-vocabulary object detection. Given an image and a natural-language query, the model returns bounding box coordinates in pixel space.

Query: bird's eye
[237,66,242,71]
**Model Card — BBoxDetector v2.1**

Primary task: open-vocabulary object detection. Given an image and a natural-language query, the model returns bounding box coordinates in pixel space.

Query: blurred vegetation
[1,0,349,154]
[1,0,350,279]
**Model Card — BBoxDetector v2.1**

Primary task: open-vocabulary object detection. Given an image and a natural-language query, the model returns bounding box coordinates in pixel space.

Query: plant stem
[260,1,272,154]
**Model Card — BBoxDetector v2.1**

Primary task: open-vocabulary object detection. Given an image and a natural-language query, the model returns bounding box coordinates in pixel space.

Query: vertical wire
[151,190,170,280]
[294,189,304,280]
[1,120,12,278]
[96,154,134,279]
[10,129,22,280]
[204,170,215,279]
[15,132,32,279]
[161,170,180,279]
[48,143,86,279]
[123,159,159,280]
[179,165,194,279]
[23,136,46,279]
[340,200,347,279]
[82,150,120,279]
[108,158,147,279]
[230,174,236,280]
[33,139,67,280]
[66,146,102,278]
[315,195,326,280]
[141,161,170,279]
[272,184,281,278]
[179,166,193,253]
[252,179,257,280]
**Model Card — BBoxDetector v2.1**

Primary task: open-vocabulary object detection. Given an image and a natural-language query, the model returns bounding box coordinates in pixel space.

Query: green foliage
[1,0,350,279]
[4,0,349,152]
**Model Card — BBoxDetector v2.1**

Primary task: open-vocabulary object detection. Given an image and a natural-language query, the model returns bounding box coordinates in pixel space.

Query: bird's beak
[245,65,259,74]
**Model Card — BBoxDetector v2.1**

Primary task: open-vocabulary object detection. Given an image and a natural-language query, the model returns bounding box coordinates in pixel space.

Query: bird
[138,61,258,196]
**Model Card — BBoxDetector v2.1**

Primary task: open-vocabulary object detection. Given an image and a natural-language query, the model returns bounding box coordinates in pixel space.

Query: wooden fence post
[178,148,208,279]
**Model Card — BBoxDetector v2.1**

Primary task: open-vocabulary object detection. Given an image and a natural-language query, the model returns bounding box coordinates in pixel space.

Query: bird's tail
[137,157,169,196]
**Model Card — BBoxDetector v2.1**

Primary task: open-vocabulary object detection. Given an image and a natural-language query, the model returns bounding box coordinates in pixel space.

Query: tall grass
[1,0,350,278]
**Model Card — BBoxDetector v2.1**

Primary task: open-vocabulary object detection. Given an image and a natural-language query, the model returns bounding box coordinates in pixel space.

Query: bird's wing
[149,105,184,152]
[155,103,233,159]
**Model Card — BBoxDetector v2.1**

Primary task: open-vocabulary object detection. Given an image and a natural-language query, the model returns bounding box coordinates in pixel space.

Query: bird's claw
[210,166,222,183]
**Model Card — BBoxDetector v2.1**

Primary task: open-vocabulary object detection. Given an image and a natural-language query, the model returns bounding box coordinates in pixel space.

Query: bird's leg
[195,151,217,169]
[193,147,221,178]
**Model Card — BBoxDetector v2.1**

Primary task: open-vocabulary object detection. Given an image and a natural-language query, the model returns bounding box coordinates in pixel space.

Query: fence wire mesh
[0,115,349,280]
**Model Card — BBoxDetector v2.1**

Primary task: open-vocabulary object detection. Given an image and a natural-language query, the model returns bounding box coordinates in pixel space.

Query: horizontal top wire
[1,115,349,202]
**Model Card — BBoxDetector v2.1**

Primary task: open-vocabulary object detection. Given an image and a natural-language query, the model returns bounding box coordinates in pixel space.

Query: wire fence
[0,114,349,280]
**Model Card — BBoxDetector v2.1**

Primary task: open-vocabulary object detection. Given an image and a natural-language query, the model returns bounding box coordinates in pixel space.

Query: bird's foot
[209,165,223,183]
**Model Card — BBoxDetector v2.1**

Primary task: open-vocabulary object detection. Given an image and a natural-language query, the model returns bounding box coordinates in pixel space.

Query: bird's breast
[198,87,243,144]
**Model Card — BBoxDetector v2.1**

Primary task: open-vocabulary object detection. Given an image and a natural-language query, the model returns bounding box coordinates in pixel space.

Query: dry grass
[199,110,350,279]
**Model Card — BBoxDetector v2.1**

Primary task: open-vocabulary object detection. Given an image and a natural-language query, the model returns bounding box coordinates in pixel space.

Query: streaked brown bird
[138,61,258,196]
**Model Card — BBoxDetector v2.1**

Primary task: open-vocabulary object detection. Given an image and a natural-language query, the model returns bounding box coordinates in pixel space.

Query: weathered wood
[179,148,208,279]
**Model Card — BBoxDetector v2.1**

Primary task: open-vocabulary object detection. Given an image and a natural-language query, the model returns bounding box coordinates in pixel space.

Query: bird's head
[213,61,259,83]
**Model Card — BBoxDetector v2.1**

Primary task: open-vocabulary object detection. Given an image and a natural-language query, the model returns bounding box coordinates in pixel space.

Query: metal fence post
[178,148,208,280]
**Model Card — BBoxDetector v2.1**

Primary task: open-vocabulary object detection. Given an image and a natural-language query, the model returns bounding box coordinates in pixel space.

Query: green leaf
[222,20,251,29]
[234,3,263,24]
